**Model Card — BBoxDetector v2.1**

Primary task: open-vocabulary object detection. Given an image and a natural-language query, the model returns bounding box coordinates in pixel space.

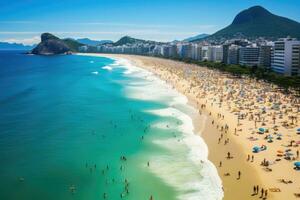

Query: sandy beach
[81,53,300,200]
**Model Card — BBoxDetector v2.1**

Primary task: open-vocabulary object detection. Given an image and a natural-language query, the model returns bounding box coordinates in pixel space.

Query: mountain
[0,42,36,50]
[63,38,84,51]
[31,33,84,55]
[197,6,300,41]
[113,36,146,46]
[183,34,210,42]
[76,38,113,46]
[113,36,161,46]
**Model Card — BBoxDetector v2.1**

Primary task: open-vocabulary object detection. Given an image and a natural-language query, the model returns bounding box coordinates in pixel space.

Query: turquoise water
[0,51,223,200]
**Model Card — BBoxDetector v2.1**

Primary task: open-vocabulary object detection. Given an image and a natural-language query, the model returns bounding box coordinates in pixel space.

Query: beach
[80,53,300,200]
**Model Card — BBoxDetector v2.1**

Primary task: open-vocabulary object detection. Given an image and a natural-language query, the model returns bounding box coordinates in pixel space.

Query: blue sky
[1,0,300,44]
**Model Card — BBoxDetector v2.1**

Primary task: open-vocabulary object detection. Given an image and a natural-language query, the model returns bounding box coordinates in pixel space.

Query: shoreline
[78,53,300,200]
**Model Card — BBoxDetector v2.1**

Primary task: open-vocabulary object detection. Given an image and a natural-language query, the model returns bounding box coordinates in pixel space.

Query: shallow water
[0,51,223,200]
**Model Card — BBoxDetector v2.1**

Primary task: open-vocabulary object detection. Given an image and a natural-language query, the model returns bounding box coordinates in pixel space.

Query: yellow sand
[80,53,300,200]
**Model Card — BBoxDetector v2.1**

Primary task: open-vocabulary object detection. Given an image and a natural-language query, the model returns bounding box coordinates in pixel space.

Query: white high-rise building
[201,46,209,61]
[177,43,192,59]
[271,38,300,76]
[207,46,223,62]
[191,44,202,60]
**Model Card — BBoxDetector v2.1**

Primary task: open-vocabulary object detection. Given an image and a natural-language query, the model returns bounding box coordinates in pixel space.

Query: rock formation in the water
[31,33,83,55]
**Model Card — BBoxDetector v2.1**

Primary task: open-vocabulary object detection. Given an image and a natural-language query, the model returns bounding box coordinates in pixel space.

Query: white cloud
[2,36,40,45]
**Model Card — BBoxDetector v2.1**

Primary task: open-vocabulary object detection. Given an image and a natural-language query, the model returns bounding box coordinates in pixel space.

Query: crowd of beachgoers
[104,54,300,200]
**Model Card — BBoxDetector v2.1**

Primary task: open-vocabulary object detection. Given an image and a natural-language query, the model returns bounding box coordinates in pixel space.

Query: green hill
[113,36,147,46]
[113,36,161,46]
[199,6,300,41]
[62,38,84,51]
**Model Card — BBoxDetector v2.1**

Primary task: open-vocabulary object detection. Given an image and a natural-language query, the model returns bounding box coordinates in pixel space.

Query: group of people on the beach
[253,185,268,199]
[138,56,300,199]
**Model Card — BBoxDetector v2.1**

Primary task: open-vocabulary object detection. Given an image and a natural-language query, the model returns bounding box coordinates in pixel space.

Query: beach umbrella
[259,128,265,133]
[294,162,300,168]
[253,146,260,153]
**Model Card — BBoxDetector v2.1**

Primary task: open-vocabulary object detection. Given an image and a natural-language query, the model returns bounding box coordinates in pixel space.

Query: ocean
[0,51,223,200]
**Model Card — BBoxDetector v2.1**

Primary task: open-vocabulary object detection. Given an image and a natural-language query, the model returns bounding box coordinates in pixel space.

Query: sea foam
[102,65,113,71]
[111,57,224,200]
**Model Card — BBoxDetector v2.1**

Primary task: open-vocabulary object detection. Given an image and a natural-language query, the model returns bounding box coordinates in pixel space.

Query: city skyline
[1,0,300,45]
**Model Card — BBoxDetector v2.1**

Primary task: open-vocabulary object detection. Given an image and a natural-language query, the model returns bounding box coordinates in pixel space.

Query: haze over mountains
[0,42,35,50]
[195,5,300,41]
[76,38,113,46]
[182,34,210,42]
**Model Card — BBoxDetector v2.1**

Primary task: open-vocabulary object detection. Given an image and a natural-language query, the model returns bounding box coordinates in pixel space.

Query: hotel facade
[271,38,300,76]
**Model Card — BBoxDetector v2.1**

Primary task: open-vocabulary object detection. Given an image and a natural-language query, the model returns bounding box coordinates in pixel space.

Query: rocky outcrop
[31,33,77,55]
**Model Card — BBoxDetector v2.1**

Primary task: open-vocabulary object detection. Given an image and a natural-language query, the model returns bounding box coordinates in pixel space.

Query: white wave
[91,71,99,75]
[79,54,224,200]
[102,65,113,71]
[90,61,94,63]
[147,107,223,200]
[148,154,223,200]
[115,59,224,199]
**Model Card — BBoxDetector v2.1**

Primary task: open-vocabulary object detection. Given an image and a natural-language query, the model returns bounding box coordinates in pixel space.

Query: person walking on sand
[264,190,268,199]
[237,171,241,180]
[253,185,257,195]
[219,161,222,167]
[256,185,259,195]
[227,152,231,159]
[260,188,264,198]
